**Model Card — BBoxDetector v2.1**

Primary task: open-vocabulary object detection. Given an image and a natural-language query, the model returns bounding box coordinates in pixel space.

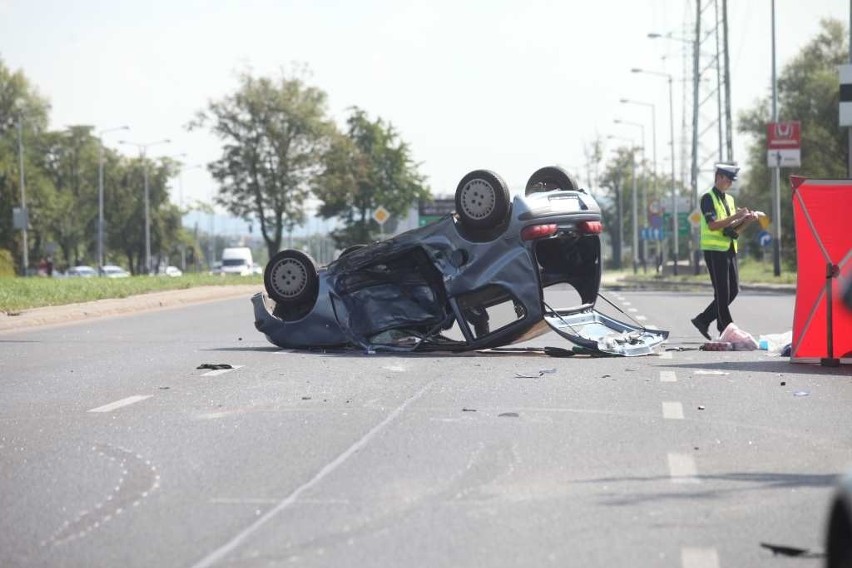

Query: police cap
[715,163,740,181]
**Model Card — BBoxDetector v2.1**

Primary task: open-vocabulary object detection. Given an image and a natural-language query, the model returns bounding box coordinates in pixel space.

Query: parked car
[65,265,98,278]
[100,265,130,278]
[252,166,668,356]
[164,266,183,277]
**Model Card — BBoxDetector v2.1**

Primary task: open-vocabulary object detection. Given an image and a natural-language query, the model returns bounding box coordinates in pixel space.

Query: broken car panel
[252,166,669,356]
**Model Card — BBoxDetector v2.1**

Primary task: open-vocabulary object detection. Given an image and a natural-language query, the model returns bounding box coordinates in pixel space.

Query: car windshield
[222,259,247,266]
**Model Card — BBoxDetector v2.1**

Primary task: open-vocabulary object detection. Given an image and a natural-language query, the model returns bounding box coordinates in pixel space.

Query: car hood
[543,306,669,356]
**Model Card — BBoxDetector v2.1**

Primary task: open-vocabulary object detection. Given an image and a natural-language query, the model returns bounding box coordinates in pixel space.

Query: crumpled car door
[543,308,669,356]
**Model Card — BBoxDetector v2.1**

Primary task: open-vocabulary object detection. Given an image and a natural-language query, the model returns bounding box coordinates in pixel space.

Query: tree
[737,18,848,265]
[107,155,182,274]
[189,69,335,260]
[313,107,430,249]
[0,57,51,272]
[599,147,638,269]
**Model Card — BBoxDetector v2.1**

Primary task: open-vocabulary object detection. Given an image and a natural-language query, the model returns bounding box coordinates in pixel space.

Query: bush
[0,249,15,278]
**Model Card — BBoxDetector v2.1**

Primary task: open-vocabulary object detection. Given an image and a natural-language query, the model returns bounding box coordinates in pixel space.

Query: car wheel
[264,250,319,306]
[455,170,510,231]
[525,166,578,196]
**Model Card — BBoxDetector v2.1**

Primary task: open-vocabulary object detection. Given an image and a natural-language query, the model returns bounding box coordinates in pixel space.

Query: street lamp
[631,68,679,275]
[119,139,171,274]
[615,120,645,274]
[15,111,28,276]
[97,126,130,272]
[620,98,657,271]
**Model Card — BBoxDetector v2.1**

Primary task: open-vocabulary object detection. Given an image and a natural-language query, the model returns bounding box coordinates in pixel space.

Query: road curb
[0,285,262,333]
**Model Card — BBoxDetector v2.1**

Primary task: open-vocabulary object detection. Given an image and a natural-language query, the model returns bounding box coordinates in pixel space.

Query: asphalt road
[1,285,850,567]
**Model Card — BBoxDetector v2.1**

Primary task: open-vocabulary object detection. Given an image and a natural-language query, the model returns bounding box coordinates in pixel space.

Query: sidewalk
[603,270,796,294]
[0,285,262,333]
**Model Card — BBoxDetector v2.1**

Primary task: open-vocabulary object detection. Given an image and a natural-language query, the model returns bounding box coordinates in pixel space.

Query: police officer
[690,163,758,340]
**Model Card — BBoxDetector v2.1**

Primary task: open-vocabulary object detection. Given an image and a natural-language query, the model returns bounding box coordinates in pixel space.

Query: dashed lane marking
[681,547,720,568]
[660,371,677,382]
[662,401,684,420]
[88,395,152,413]
[668,453,700,484]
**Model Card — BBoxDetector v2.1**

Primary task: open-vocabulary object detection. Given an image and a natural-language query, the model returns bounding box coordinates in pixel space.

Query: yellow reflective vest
[700,189,737,252]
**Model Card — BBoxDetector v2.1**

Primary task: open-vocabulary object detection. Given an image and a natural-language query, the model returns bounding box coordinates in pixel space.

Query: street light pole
[620,98,657,273]
[614,119,645,274]
[119,139,171,274]
[97,126,129,272]
[631,68,679,275]
[770,0,782,276]
[16,114,28,276]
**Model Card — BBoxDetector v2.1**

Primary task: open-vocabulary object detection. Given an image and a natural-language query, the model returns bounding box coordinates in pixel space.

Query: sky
[0,0,848,233]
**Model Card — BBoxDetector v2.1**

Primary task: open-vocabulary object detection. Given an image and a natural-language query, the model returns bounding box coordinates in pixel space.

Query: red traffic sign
[766,121,801,150]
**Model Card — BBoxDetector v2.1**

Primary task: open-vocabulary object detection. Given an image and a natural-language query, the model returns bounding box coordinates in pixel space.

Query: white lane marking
[191,381,434,568]
[628,308,638,313]
[668,453,700,483]
[693,370,728,375]
[662,401,684,420]
[622,301,632,306]
[659,351,673,359]
[636,315,647,321]
[88,396,152,413]
[681,547,719,568]
[202,365,244,377]
[660,371,677,382]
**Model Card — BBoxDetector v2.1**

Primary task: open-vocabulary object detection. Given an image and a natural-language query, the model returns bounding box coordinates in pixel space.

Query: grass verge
[0,274,262,313]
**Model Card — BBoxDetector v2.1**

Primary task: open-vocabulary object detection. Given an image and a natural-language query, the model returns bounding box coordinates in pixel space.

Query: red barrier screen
[791,177,852,364]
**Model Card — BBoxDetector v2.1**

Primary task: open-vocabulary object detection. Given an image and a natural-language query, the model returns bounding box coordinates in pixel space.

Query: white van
[220,247,254,276]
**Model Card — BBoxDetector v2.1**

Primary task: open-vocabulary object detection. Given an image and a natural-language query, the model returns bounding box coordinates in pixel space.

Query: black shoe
[691,317,711,340]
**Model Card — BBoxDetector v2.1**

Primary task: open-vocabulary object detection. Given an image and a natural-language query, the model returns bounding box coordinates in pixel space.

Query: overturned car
[252,166,668,356]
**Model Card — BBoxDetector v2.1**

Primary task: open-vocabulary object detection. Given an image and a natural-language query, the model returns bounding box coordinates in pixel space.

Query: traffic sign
[373,205,390,225]
[766,121,801,167]
[688,209,702,229]
[757,230,772,248]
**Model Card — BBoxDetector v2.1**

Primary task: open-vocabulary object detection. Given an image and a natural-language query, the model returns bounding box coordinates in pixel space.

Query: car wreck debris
[253,166,668,356]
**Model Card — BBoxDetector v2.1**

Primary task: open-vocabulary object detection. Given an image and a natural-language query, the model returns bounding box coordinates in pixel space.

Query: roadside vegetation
[620,258,797,285]
[0,274,261,313]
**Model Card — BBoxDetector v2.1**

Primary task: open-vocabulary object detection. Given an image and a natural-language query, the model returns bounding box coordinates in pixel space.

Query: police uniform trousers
[695,246,739,334]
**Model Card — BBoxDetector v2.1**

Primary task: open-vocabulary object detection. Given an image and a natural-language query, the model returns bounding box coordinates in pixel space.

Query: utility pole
[17,115,28,276]
[723,0,733,161]
[770,0,782,276]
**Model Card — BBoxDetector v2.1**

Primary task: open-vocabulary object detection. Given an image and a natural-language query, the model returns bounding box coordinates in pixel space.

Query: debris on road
[197,363,233,370]
[514,368,556,379]
[759,542,820,558]
[719,323,759,350]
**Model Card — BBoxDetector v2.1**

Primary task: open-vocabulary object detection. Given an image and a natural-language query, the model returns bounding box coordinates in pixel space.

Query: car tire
[264,250,319,307]
[525,166,578,196]
[455,170,510,231]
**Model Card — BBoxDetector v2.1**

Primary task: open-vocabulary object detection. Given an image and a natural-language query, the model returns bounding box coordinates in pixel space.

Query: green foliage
[189,68,335,260]
[0,248,14,277]
[313,107,431,249]
[0,57,187,275]
[0,273,261,312]
[737,18,848,263]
